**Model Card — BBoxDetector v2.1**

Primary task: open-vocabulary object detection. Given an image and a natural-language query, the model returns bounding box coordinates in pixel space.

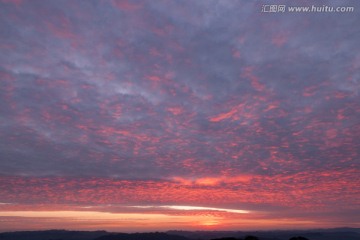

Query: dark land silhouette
[211,236,260,240]
[288,237,309,240]
[94,232,188,240]
[0,228,359,240]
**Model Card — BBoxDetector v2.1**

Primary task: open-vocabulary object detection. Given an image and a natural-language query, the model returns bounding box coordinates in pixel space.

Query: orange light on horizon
[0,209,357,232]
[0,210,221,232]
[160,205,250,214]
[200,220,221,226]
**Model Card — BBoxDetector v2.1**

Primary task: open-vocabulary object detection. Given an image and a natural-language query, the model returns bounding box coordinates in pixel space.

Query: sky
[0,0,360,232]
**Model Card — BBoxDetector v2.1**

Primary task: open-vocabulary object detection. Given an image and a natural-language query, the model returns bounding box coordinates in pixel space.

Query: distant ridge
[167,228,360,240]
[94,232,189,240]
[0,230,108,240]
[0,229,359,240]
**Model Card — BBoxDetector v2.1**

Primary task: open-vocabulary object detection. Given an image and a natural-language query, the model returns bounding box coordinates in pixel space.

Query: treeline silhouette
[94,232,188,240]
[1,229,360,240]
[0,231,309,240]
[288,237,309,240]
[210,236,309,240]
[211,236,260,240]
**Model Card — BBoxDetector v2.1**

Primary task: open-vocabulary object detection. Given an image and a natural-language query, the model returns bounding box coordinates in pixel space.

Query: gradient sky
[0,0,360,232]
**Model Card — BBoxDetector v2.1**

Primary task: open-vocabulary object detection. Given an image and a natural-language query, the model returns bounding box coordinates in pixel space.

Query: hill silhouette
[94,232,189,240]
[168,228,360,240]
[0,230,107,240]
[0,229,360,240]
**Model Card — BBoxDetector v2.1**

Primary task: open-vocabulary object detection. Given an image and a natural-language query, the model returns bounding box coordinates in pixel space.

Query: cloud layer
[0,0,359,231]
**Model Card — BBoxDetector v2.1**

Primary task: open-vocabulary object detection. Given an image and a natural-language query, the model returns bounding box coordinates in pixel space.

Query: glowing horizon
[0,207,354,232]
[150,205,250,214]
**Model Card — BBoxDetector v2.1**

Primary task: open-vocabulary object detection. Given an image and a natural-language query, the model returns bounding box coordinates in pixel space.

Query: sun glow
[130,205,250,214]
[200,220,221,226]
[162,205,250,214]
[0,210,225,231]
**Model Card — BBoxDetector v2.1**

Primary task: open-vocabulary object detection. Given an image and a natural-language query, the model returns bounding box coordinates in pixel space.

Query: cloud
[0,0,360,230]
